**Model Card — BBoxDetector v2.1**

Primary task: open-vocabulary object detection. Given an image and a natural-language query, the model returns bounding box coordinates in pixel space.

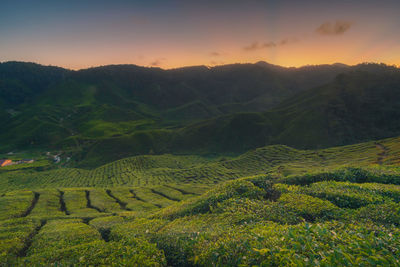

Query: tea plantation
[1,137,400,266]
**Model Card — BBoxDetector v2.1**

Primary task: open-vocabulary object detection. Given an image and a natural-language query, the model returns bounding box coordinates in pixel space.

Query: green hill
[1,135,400,193]
[1,61,399,167]
[178,65,400,153]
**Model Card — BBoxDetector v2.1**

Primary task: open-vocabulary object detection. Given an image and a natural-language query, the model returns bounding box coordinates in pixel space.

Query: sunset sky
[1,0,399,69]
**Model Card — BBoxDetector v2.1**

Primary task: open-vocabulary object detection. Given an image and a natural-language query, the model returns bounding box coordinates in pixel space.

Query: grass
[0,136,400,265]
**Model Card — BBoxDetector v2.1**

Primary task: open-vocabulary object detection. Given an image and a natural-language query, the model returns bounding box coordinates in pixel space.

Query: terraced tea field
[1,136,400,265]
[2,136,400,193]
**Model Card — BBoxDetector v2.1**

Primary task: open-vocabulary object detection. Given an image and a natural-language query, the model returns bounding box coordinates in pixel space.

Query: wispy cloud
[209,52,221,57]
[316,21,353,35]
[243,38,298,51]
[150,60,161,66]
[149,58,166,67]
[242,19,352,52]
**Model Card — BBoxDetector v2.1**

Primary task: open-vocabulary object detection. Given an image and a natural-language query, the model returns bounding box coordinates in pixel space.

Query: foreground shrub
[303,181,387,209]
[277,193,339,221]
[354,202,400,226]
[279,167,400,186]
[22,238,166,266]
[214,198,302,225]
[154,179,266,219]
[110,218,169,241]
[193,222,400,266]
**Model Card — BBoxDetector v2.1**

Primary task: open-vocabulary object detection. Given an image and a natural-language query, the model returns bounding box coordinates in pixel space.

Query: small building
[53,155,61,164]
[0,159,13,167]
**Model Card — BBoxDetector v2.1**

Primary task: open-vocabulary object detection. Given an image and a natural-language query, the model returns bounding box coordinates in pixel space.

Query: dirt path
[151,189,180,202]
[105,189,132,211]
[129,189,162,208]
[375,142,389,165]
[58,190,70,215]
[85,190,104,213]
[164,185,199,196]
[18,220,47,257]
[21,192,40,217]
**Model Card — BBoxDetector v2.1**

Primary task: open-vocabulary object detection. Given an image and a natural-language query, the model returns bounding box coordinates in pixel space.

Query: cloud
[242,20,352,52]
[149,58,166,67]
[243,42,261,51]
[210,52,221,57]
[150,60,161,66]
[316,21,353,35]
[243,38,298,51]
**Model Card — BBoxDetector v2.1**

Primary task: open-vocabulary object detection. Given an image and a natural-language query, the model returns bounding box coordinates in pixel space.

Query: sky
[1,0,399,70]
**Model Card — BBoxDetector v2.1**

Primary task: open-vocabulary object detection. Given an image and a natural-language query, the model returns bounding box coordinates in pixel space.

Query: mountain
[0,62,68,108]
[0,61,399,167]
[178,64,400,152]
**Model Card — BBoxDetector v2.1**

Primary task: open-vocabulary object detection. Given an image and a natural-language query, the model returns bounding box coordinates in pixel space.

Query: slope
[176,64,400,153]
[1,135,400,193]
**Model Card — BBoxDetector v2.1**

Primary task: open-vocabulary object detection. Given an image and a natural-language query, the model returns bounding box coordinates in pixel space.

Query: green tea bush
[90,216,124,231]
[193,222,400,266]
[63,188,102,217]
[339,182,400,202]
[23,238,166,266]
[152,233,198,267]
[273,183,301,193]
[155,179,266,219]
[280,167,400,186]
[213,198,302,225]
[110,218,169,242]
[277,193,339,221]
[0,190,34,220]
[0,218,40,263]
[152,213,241,266]
[243,175,280,200]
[27,219,101,255]
[28,189,66,218]
[354,202,400,226]
[89,216,125,241]
[303,181,387,209]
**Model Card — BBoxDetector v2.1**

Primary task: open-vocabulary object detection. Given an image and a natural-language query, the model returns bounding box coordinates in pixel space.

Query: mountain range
[0,61,399,167]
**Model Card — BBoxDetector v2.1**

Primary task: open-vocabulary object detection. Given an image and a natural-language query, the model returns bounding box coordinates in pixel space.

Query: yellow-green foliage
[62,188,101,217]
[303,181,388,208]
[277,193,339,221]
[134,188,176,208]
[192,222,400,266]
[105,188,157,213]
[0,218,40,262]
[1,136,400,265]
[273,183,301,193]
[89,216,124,236]
[110,218,169,242]
[154,179,266,219]
[0,190,34,220]
[2,135,400,193]
[354,202,400,226]
[23,238,166,266]
[27,219,101,255]
[28,189,65,219]
[87,189,121,212]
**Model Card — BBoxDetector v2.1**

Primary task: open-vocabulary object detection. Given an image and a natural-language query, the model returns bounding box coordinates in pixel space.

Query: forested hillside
[1,61,399,167]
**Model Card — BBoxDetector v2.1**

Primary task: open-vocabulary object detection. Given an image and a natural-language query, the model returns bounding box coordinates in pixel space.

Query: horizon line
[0,60,399,72]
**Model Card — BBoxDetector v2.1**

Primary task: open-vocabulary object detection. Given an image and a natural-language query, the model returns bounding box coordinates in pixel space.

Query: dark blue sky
[1,0,399,69]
